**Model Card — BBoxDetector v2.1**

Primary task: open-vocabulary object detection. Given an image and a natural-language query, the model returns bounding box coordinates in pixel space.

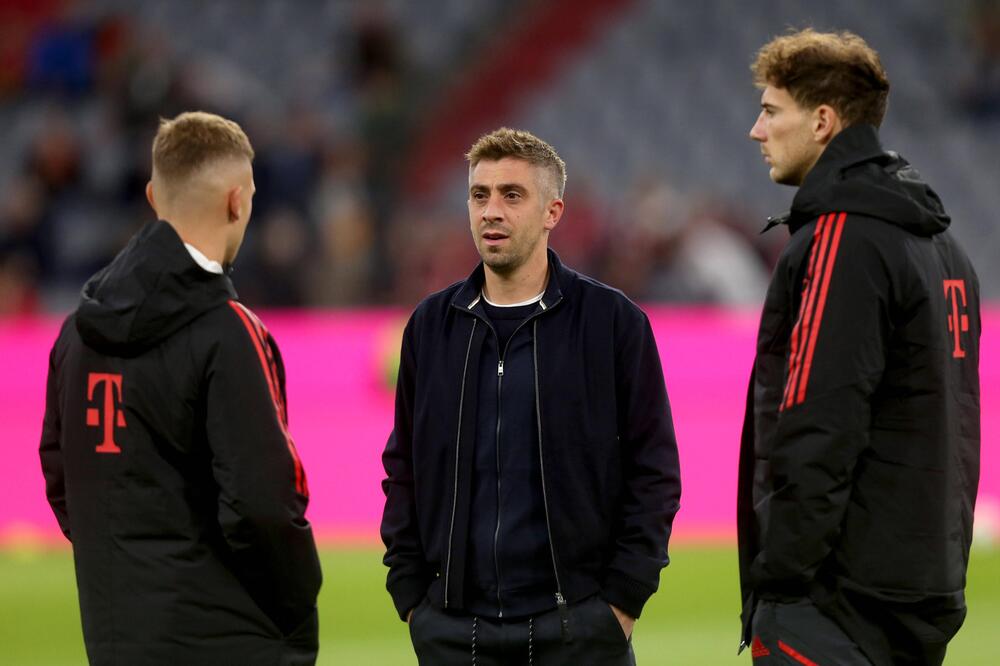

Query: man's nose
[482,192,503,220]
[749,114,766,141]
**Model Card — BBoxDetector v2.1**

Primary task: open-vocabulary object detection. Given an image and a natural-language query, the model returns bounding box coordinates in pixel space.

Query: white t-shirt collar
[184,243,224,275]
[481,289,545,308]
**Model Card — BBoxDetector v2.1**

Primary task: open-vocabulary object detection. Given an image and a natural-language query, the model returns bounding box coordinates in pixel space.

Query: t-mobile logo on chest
[86,373,126,453]
[943,279,970,359]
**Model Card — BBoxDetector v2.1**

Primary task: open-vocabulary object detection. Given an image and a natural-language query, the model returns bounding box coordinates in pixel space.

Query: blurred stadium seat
[1,0,997,312]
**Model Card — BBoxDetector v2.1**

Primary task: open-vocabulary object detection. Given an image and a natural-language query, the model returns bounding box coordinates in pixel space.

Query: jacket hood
[787,124,950,236]
[75,220,237,356]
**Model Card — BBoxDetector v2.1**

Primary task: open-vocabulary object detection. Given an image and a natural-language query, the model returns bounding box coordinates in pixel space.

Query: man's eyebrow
[469,182,528,193]
[761,102,778,110]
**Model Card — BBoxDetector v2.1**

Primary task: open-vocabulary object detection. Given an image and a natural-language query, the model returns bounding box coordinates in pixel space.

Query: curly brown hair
[751,28,890,128]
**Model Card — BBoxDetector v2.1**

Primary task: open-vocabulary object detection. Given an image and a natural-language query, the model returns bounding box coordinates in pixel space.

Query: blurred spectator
[0,253,39,316]
[961,0,1000,118]
[548,178,606,278]
[251,106,325,217]
[236,207,313,308]
[308,140,376,306]
[27,17,98,96]
[0,174,45,314]
[600,179,770,304]
[1,0,993,314]
[352,6,413,300]
[0,0,58,96]
[387,212,479,307]
[0,174,46,280]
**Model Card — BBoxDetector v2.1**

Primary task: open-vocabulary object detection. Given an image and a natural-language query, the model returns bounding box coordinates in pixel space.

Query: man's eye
[505,192,521,200]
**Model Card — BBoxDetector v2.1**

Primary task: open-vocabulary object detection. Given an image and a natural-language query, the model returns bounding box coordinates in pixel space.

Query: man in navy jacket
[381,127,681,664]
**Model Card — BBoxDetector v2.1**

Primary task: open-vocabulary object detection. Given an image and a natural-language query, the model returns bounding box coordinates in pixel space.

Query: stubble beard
[478,231,543,277]
[480,243,521,276]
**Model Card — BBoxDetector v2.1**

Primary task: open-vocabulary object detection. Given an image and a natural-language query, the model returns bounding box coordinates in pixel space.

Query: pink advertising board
[2,307,997,545]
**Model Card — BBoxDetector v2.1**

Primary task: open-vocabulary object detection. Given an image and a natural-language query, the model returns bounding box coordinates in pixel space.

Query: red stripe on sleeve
[235,303,290,423]
[794,212,846,405]
[782,214,831,410]
[228,301,308,496]
[230,302,282,408]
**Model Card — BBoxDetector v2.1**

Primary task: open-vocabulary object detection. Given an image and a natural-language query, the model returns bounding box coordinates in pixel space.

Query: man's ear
[813,104,842,145]
[227,185,243,223]
[145,181,157,215]
[544,198,564,232]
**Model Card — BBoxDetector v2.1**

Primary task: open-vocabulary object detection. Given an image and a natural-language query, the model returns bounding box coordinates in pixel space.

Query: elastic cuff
[601,569,656,619]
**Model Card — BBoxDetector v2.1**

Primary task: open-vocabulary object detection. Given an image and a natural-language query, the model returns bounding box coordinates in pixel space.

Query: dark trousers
[750,599,872,665]
[409,595,637,666]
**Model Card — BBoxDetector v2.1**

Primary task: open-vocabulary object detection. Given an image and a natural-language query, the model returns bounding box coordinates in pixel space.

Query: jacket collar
[452,248,566,312]
[763,124,886,234]
[799,123,885,189]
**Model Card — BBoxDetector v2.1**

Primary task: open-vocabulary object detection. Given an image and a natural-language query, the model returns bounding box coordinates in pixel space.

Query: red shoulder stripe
[230,302,282,410]
[234,303,290,423]
[782,214,831,410]
[228,301,307,496]
[794,211,847,405]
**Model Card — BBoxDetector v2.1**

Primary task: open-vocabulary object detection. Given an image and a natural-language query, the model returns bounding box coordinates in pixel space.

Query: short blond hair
[466,127,567,198]
[751,28,890,128]
[152,111,254,187]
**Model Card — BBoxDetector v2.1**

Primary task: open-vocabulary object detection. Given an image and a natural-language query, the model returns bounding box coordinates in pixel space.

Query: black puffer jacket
[40,220,321,665]
[737,125,981,666]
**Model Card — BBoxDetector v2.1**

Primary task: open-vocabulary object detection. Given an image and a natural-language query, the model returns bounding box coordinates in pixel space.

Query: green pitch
[1,544,997,664]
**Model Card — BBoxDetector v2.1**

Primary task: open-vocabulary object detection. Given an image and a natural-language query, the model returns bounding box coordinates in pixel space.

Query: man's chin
[770,168,802,187]
[481,253,518,274]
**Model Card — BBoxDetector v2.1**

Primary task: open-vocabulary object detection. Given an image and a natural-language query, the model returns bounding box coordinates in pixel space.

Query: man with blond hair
[39,111,321,665]
[738,29,980,665]
[381,127,681,664]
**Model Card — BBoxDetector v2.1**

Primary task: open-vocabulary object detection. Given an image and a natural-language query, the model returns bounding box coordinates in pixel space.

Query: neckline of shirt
[184,243,224,275]
[481,290,545,308]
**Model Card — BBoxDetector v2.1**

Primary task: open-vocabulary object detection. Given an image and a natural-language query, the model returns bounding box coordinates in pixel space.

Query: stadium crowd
[1,0,996,315]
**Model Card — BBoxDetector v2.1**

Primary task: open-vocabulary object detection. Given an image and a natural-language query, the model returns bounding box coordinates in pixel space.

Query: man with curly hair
[738,29,981,666]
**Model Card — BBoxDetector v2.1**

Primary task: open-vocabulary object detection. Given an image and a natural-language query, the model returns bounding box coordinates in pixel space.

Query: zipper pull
[497,360,504,377]
[555,592,573,644]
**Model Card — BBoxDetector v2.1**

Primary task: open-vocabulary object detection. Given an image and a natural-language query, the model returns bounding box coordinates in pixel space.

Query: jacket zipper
[444,293,562,614]
[444,318,477,608]
[494,356,505,617]
[533,319,572,643]
[492,316,538,619]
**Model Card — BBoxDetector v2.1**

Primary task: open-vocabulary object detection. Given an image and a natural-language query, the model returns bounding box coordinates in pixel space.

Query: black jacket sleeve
[39,335,70,541]
[380,316,433,620]
[602,303,682,618]
[205,305,322,635]
[751,215,891,598]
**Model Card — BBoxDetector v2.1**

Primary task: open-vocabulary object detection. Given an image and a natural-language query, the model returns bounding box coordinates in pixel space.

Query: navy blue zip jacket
[737,125,981,665]
[465,297,558,619]
[381,250,681,621]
